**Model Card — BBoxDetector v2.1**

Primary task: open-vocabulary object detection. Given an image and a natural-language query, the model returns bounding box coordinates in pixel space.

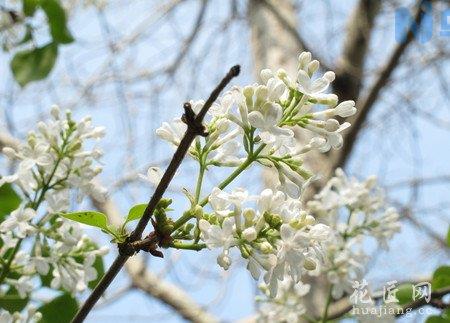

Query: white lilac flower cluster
[0,306,42,323]
[256,169,400,322]
[0,106,108,319]
[156,51,357,198]
[154,52,361,299]
[308,168,400,299]
[200,188,330,297]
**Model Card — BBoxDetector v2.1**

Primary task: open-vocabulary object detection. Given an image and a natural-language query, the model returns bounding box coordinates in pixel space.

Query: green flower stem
[194,163,206,204]
[0,240,22,285]
[321,286,333,323]
[200,143,266,207]
[171,241,206,251]
[172,143,266,232]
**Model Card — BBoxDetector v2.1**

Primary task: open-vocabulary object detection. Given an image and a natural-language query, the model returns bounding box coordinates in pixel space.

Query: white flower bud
[307,60,320,75]
[242,227,257,242]
[303,257,317,271]
[304,215,316,226]
[50,105,60,119]
[259,241,273,254]
[333,100,356,117]
[217,252,231,270]
[260,69,273,83]
[323,71,335,82]
[298,52,312,70]
[243,208,256,225]
[255,85,268,106]
[325,119,340,132]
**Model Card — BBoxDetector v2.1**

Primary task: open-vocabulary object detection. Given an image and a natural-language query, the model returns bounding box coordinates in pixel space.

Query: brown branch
[397,286,450,317]
[166,0,209,76]
[71,65,240,322]
[257,0,331,71]
[334,0,432,169]
[92,194,218,323]
[333,0,381,101]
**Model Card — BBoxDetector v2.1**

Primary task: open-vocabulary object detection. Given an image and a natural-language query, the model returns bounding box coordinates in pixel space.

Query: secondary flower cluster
[308,169,400,299]
[0,106,108,319]
[256,170,401,321]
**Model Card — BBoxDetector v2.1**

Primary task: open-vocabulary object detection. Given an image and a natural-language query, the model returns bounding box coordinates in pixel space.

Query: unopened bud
[193,205,203,219]
[242,227,257,242]
[217,252,231,270]
[243,208,256,225]
[259,241,273,254]
[50,105,60,119]
[323,71,335,82]
[307,60,320,75]
[303,258,317,271]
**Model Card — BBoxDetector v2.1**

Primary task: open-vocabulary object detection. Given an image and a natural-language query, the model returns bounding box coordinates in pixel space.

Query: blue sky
[1,0,449,322]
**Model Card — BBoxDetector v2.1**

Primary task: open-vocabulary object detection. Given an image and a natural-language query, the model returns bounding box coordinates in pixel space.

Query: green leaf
[38,293,78,323]
[426,317,448,323]
[125,204,147,224]
[88,254,105,289]
[0,183,21,221]
[0,288,29,312]
[59,211,109,231]
[40,0,74,44]
[432,266,450,290]
[40,265,53,288]
[11,43,58,87]
[22,0,39,16]
[396,283,415,305]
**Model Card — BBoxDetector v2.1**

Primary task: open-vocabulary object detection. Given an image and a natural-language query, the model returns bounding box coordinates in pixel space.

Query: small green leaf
[23,0,39,16]
[396,283,414,305]
[0,287,29,312]
[38,293,78,323]
[40,0,74,44]
[59,211,109,231]
[40,265,53,288]
[125,204,147,224]
[0,183,21,221]
[432,266,450,290]
[11,43,58,86]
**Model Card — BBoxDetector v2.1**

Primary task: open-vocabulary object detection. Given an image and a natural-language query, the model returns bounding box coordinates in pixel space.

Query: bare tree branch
[333,0,381,101]
[257,0,331,71]
[166,0,209,76]
[72,65,240,322]
[334,0,433,169]
[92,196,219,323]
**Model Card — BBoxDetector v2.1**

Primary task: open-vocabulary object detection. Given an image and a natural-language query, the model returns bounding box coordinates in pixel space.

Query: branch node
[117,240,136,257]
[181,102,209,137]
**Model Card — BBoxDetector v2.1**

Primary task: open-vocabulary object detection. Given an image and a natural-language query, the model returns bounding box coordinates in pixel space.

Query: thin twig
[335,0,433,169]
[71,65,240,322]
[258,0,332,71]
